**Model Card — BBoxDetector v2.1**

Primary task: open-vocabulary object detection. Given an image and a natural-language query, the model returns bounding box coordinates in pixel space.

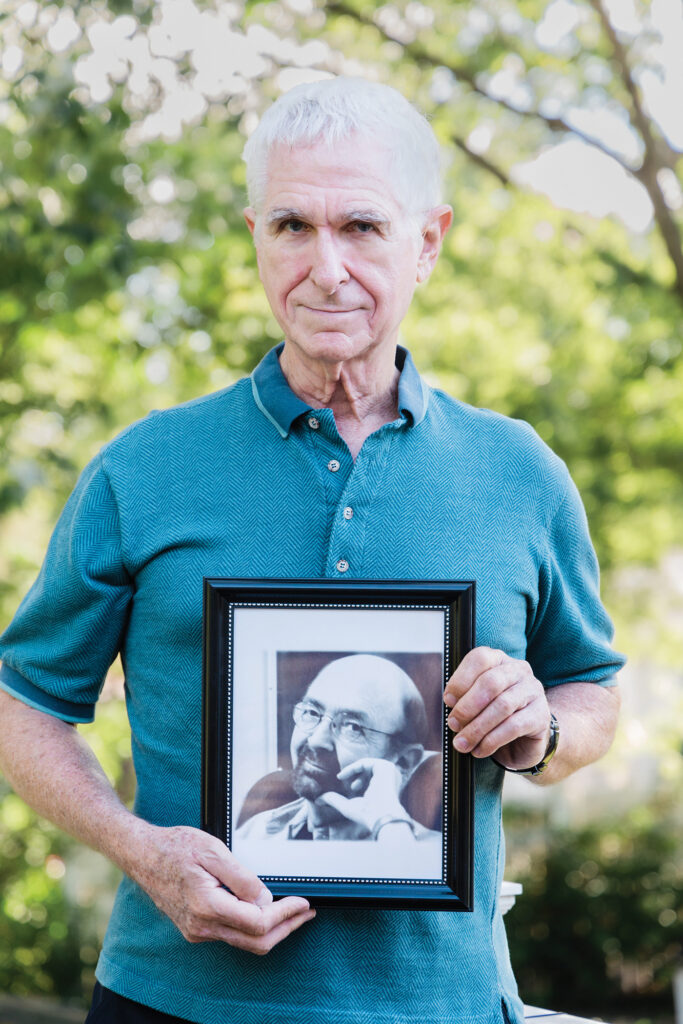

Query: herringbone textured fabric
[0,347,625,1024]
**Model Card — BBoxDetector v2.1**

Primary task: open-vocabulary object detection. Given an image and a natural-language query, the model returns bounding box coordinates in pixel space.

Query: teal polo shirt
[0,345,625,1024]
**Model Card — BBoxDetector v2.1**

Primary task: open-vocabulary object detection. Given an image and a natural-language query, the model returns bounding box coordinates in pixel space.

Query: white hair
[242,76,443,216]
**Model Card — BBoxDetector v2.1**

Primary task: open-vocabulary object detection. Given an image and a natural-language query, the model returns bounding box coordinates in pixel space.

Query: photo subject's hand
[318,758,412,838]
[128,824,315,954]
[443,647,551,771]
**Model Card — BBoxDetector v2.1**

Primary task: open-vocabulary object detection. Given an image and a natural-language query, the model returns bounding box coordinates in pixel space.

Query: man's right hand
[318,758,413,838]
[0,693,315,956]
[129,823,315,954]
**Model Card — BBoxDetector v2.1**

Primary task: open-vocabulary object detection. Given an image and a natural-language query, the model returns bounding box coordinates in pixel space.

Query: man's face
[244,138,437,370]
[290,668,408,802]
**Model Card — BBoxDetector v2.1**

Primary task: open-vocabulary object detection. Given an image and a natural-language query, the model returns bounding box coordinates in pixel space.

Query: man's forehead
[304,692,372,722]
[305,670,403,718]
[259,139,407,218]
[305,675,368,706]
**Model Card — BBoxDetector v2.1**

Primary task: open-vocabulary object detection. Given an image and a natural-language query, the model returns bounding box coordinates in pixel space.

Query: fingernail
[443,694,456,707]
[453,736,469,752]
[255,889,273,908]
[447,716,460,731]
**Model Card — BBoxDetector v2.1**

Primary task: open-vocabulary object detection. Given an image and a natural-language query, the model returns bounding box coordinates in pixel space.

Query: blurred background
[0,0,681,1020]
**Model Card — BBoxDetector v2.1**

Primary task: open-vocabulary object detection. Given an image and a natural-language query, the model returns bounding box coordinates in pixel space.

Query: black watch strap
[494,713,560,777]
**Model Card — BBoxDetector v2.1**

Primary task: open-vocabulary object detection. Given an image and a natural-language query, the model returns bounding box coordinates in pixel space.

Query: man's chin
[292,766,340,801]
[284,329,374,364]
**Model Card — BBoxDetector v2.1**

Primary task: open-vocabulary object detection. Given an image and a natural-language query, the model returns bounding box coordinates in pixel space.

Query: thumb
[317,790,352,816]
[198,841,273,907]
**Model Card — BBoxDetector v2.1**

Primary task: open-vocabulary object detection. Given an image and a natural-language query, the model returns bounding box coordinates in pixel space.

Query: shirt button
[336,559,349,573]
[343,507,354,520]
[327,459,340,472]
[308,416,320,430]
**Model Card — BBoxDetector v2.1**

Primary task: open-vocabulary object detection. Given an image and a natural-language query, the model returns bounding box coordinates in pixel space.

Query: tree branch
[587,0,678,170]
[451,135,510,186]
[586,0,683,297]
[325,0,639,172]
[325,0,683,300]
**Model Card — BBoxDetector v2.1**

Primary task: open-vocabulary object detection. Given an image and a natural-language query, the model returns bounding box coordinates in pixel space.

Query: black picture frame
[202,578,475,910]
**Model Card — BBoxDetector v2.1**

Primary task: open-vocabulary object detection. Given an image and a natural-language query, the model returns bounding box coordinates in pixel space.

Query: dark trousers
[85,982,192,1023]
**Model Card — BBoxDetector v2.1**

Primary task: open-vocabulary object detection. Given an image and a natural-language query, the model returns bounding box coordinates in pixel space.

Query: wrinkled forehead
[260,136,411,218]
[304,669,407,734]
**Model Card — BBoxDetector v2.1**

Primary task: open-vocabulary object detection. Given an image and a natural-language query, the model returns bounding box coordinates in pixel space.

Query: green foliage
[0,0,681,624]
[504,802,683,1019]
[0,790,96,1002]
[0,692,130,1004]
[406,186,683,575]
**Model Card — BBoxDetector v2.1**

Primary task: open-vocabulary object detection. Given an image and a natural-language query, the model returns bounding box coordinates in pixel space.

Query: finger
[336,761,374,794]
[449,677,532,751]
[209,890,313,937]
[451,689,546,756]
[448,660,532,730]
[469,703,549,760]
[197,843,273,907]
[443,647,506,706]
[347,774,368,794]
[212,906,317,954]
[336,758,376,780]
[317,790,352,815]
[186,893,316,948]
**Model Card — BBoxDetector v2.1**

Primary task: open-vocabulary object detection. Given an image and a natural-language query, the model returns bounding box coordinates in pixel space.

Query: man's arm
[0,691,315,951]
[443,647,620,786]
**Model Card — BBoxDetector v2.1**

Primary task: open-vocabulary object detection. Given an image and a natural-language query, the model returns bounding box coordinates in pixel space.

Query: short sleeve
[526,471,626,688]
[0,453,133,722]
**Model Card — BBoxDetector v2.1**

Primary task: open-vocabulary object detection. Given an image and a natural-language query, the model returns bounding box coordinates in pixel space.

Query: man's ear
[244,207,257,238]
[395,744,424,780]
[416,205,453,283]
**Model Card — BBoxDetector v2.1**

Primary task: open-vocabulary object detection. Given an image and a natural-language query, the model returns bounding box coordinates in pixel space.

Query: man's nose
[307,714,336,749]
[309,232,350,295]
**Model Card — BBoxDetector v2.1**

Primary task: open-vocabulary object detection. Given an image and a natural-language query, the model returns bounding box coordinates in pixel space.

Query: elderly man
[0,77,623,1024]
[236,654,438,842]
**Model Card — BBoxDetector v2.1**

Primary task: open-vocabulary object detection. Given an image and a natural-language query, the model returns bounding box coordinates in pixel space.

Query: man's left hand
[318,758,409,836]
[443,647,551,771]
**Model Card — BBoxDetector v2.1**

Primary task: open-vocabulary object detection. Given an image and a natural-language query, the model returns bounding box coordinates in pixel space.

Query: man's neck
[279,342,400,459]
[306,798,341,829]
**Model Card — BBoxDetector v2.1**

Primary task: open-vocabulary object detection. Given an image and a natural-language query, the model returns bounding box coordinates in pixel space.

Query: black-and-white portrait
[236,652,442,843]
[228,604,448,882]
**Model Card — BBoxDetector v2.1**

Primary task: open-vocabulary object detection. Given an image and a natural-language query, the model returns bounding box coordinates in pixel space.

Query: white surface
[500,879,523,915]
[235,833,443,880]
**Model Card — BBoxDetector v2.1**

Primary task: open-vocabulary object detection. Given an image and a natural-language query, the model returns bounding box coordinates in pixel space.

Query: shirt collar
[251,343,429,438]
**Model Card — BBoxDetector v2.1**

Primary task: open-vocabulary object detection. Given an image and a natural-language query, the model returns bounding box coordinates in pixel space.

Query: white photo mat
[229,604,448,882]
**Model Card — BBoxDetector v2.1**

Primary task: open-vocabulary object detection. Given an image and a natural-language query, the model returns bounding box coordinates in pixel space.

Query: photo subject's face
[290,670,407,802]
[245,138,426,369]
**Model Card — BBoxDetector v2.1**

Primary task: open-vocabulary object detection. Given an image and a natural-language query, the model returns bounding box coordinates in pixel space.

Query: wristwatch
[371,814,415,840]
[494,713,560,777]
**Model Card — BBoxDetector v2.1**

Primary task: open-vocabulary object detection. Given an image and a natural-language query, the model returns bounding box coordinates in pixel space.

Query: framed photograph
[202,579,475,910]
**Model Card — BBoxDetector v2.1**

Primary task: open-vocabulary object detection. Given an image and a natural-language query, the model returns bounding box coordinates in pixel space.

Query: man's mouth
[295,744,340,778]
[303,307,357,314]
[300,755,333,775]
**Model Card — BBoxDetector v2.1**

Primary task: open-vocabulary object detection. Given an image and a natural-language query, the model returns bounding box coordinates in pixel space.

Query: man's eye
[300,707,321,724]
[351,221,377,234]
[339,720,366,740]
[283,219,308,233]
